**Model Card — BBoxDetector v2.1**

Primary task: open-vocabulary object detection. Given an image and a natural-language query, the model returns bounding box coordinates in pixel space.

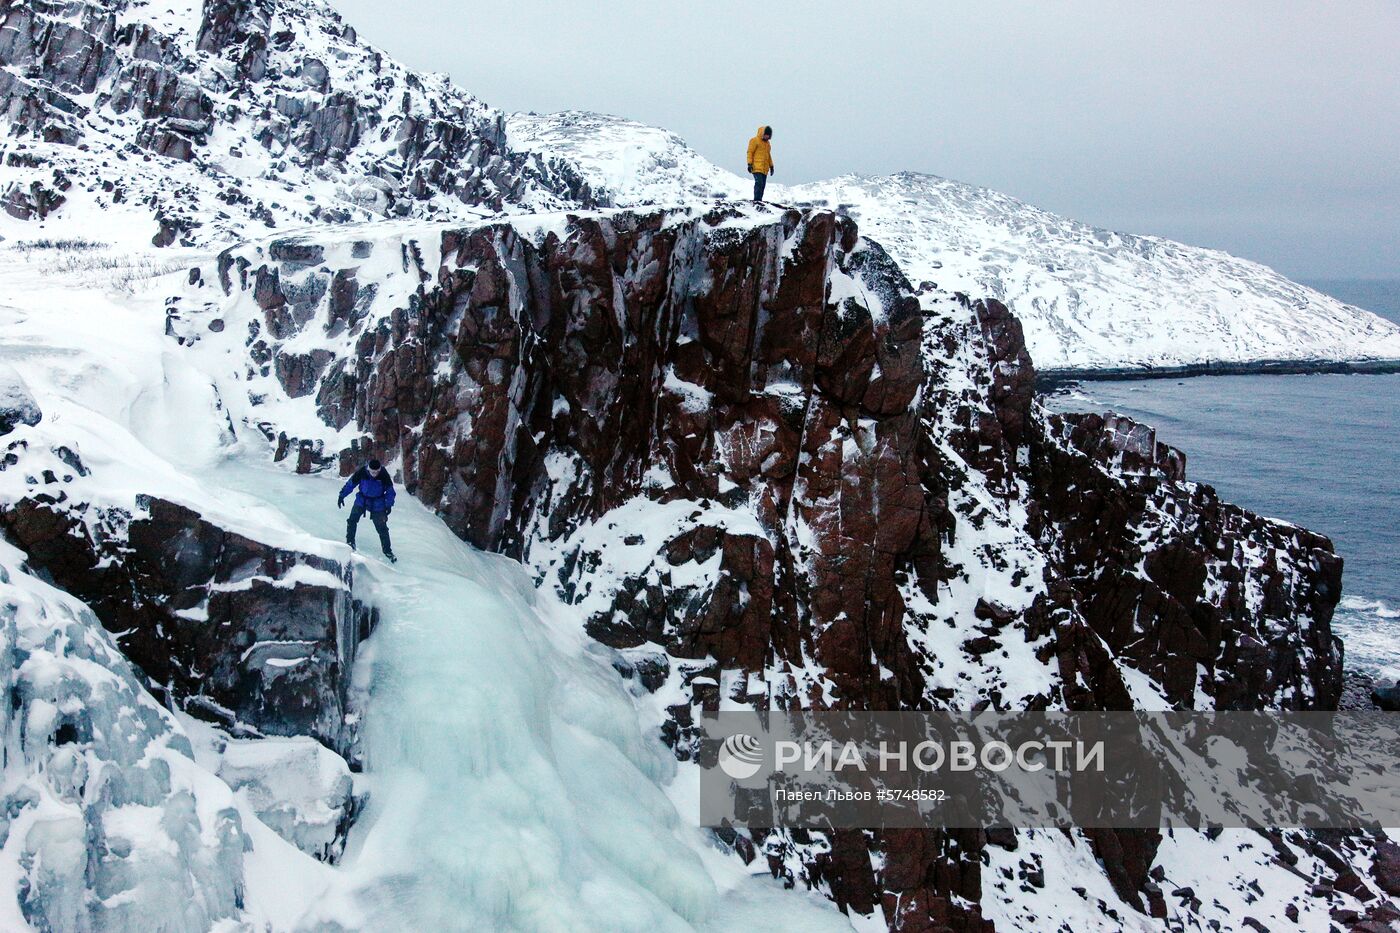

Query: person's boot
[385,551,398,564]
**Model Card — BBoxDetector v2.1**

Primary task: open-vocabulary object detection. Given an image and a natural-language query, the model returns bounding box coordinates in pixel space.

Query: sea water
[1050,280,1400,682]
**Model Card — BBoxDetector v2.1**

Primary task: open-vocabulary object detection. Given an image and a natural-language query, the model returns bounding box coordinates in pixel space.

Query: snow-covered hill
[0,0,591,249]
[785,173,1400,374]
[508,111,1400,374]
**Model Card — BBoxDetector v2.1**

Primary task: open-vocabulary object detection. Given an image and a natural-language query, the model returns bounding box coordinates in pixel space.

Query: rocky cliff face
[1028,410,1343,713]
[164,203,1384,930]
[0,0,594,246]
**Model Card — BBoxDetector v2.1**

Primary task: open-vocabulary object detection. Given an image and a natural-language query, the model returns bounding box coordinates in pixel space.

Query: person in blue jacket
[338,458,397,562]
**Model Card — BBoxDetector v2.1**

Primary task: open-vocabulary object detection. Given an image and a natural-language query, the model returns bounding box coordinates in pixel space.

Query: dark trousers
[347,503,392,554]
[752,172,767,201]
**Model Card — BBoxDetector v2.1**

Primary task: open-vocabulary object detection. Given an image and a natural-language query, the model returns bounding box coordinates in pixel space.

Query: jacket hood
[754,125,769,138]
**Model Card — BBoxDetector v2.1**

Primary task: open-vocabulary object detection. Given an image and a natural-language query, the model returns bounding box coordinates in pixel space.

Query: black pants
[752,172,767,201]
[347,503,393,554]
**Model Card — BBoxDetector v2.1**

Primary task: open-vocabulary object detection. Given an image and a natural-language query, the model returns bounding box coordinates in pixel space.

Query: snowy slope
[784,172,1400,374]
[507,111,1400,374]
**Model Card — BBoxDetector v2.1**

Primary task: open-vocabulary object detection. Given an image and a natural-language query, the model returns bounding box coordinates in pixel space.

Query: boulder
[0,363,42,434]
[0,493,374,752]
[1371,683,1400,711]
[216,735,354,860]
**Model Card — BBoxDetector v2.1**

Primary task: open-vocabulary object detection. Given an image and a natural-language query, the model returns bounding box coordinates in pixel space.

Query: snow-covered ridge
[785,172,1400,374]
[508,111,1400,374]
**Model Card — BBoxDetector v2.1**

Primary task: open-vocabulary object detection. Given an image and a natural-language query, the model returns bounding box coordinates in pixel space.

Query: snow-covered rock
[0,539,242,932]
[508,110,749,206]
[0,489,378,751]
[0,362,40,435]
[0,537,339,932]
[189,725,354,861]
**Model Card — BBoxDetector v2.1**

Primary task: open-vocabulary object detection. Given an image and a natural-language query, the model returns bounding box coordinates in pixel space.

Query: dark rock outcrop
[1028,409,1343,711]
[1372,683,1400,711]
[1,174,68,220]
[0,490,374,752]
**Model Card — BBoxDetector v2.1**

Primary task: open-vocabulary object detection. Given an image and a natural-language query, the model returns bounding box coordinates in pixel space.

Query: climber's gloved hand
[337,496,345,509]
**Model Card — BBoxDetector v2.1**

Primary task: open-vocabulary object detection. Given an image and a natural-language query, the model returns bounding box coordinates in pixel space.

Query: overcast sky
[329,0,1398,279]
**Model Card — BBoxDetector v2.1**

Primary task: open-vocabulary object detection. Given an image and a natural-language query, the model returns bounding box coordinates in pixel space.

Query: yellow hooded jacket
[747,126,773,175]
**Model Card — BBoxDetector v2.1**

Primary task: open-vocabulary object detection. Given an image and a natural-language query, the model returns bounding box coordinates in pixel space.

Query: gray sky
[330,0,1399,279]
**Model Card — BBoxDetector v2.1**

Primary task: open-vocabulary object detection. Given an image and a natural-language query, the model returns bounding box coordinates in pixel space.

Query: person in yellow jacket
[746,125,774,201]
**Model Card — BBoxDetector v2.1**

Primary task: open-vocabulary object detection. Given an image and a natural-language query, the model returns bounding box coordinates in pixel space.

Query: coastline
[1039,356,1400,389]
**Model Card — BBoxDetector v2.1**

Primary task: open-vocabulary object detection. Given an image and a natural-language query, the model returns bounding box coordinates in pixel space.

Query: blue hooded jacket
[339,466,397,513]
